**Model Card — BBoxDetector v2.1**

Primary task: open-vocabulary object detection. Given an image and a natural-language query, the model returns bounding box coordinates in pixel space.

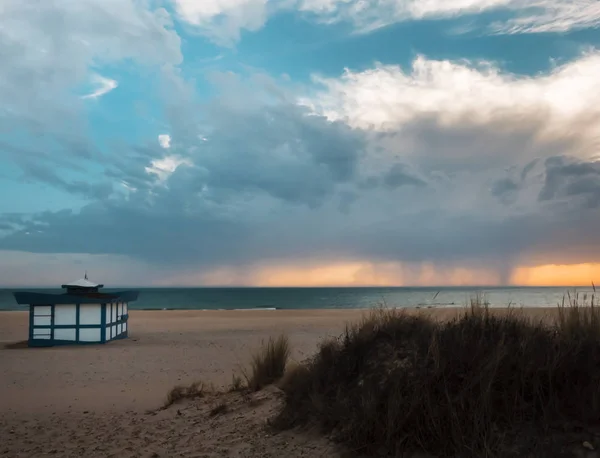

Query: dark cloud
[2,155,600,276]
[380,114,580,173]
[521,158,540,181]
[357,176,380,190]
[0,213,27,226]
[199,104,364,207]
[491,178,519,196]
[105,144,170,192]
[4,157,600,273]
[0,205,252,266]
[383,164,427,189]
[0,141,89,172]
[539,156,600,207]
[16,160,113,200]
[338,191,358,214]
[491,177,519,204]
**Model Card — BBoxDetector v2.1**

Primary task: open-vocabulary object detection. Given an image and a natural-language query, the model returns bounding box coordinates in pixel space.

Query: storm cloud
[3,55,600,275]
[1,0,599,286]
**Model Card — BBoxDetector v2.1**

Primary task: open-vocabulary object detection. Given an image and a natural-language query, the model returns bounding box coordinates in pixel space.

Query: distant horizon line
[1,284,595,290]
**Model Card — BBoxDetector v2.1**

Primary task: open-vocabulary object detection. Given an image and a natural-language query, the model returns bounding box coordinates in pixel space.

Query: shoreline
[0,306,561,341]
[0,303,563,311]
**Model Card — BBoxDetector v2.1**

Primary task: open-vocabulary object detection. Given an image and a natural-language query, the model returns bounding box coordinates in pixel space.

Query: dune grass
[209,400,229,417]
[229,373,245,392]
[556,283,599,338]
[164,335,289,412]
[274,294,600,457]
[244,334,290,392]
[164,380,205,408]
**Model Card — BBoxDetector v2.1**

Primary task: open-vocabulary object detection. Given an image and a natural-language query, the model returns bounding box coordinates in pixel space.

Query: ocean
[0,286,594,311]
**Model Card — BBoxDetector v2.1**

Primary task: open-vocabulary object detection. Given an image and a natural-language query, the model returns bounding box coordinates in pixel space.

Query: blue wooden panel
[28,305,33,342]
[29,339,103,347]
[101,303,106,343]
[50,304,55,341]
[76,303,80,342]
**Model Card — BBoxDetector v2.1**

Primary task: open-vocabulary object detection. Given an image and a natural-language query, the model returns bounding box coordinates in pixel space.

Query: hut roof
[13,290,139,305]
[61,278,103,289]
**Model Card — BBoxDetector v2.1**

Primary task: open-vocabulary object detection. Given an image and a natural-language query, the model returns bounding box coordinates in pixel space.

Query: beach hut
[13,275,139,347]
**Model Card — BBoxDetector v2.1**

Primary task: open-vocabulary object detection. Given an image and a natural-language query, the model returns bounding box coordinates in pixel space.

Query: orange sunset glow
[166,261,600,287]
[510,263,600,287]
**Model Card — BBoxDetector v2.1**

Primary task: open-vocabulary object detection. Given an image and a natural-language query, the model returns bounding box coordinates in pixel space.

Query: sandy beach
[0,308,558,457]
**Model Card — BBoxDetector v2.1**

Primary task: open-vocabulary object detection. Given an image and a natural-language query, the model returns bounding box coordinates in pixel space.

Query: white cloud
[82,74,118,99]
[170,0,269,45]
[0,0,181,141]
[172,0,266,21]
[158,134,172,149]
[297,51,600,228]
[145,155,192,182]
[121,181,137,193]
[495,0,600,34]
[297,0,600,35]
[298,0,510,24]
[169,0,600,44]
[304,52,600,158]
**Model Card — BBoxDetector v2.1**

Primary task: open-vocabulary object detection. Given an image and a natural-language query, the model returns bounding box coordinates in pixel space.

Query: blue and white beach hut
[13,275,139,347]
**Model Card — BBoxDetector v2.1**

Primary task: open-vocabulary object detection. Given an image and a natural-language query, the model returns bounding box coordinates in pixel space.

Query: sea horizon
[1,284,596,289]
[1,285,595,311]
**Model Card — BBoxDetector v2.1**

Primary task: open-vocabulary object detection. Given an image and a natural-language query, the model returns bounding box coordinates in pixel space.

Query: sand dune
[0,308,559,457]
[1,386,338,458]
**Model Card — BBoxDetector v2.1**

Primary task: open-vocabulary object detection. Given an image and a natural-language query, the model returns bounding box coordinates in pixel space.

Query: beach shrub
[164,381,205,408]
[229,374,244,392]
[556,285,600,339]
[273,297,600,457]
[209,400,229,417]
[245,334,290,392]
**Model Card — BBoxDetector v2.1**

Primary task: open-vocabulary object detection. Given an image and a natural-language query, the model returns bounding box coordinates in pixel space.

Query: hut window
[80,304,101,325]
[54,305,77,325]
[33,306,52,326]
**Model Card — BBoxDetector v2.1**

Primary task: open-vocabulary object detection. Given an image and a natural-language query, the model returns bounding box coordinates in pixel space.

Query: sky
[0,0,599,287]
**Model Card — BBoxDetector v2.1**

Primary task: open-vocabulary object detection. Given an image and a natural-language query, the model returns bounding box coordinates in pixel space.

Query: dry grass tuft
[164,381,205,408]
[209,401,229,417]
[274,294,600,457]
[229,374,245,392]
[556,285,600,338]
[244,334,290,392]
